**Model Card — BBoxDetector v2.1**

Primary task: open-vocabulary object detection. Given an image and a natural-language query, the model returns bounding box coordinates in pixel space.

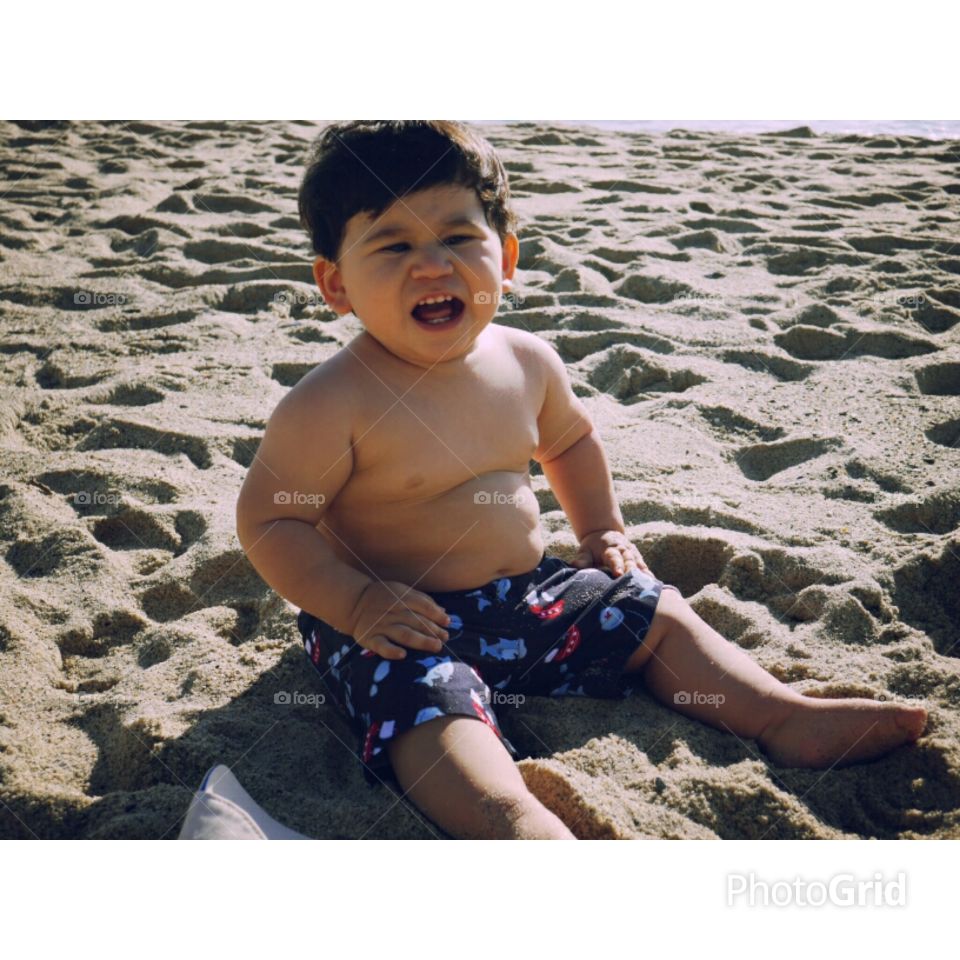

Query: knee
[645,584,685,641]
[656,585,695,626]
[471,790,536,839]
[473,790,572,840]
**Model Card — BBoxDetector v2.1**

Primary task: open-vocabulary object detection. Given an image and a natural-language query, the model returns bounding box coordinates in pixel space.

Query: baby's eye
[379,235,473,254]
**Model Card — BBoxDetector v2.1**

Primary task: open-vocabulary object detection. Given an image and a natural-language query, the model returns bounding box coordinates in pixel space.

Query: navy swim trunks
[296,551,681,788]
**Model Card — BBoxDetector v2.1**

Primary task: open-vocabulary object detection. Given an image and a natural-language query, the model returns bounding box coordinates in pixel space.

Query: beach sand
[0,120,958,839]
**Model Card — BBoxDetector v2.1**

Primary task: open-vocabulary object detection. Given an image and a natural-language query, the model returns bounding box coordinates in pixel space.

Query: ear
[500,233,519,286]
[312,257,353,316]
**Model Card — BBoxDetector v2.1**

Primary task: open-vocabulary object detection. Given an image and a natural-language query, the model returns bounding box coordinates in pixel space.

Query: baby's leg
[386,715,575,840]
[624,588,927,768]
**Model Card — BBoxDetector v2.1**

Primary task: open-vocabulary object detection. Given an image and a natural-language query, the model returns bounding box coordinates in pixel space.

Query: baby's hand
[346,580,451,660]
[571,530,652,577]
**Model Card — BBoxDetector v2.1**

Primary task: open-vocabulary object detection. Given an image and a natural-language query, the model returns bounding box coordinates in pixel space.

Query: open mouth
[411,296,465,328]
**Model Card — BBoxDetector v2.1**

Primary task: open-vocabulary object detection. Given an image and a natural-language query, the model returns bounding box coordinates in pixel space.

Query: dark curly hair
[297,120,518,263]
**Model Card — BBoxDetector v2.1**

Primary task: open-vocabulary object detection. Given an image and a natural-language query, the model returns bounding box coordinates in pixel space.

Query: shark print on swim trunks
[296,552,677,788]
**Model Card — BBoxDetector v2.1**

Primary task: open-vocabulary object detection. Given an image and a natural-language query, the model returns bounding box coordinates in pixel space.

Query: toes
[895,707,928,739]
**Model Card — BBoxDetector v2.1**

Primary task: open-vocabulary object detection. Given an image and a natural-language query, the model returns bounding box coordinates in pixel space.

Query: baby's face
[314,183,518,368]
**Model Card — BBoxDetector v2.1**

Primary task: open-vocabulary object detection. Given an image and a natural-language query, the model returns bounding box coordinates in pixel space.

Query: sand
[0,119,958,839]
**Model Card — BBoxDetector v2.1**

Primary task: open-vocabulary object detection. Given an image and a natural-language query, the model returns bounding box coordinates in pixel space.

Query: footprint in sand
[696,404,786,443]
[669,229,730,253]
[141,262,311,289]
[585,346,708,402]
[95,213,191,239]
[88,507,206,556]
[95,310,196,333]
[925,416,960,449]
[774,324,938,361]
[914,361,960,396]
[846,234,936,256]
[765,247,864,275]
[191,192,280,215]
[216,281,306,313]
[732,436,840,482]
[183,238,303,265]
[107,228,161,258]
[589,245,639,265]
[553,330,675,363]
[128,334,191,355]
[90,382,165,405]
[510,178,580,194]
[35,358,110,389]
[76,418,213,469]
[57,608,147,659]
[155,193,192,214]
[211,221,272,239]
[614,273,699,303]
[137,547,270,646]
[683,215,764,235]
[720,349,814,382]
[270,361,316,388]
[37,469,179,508]
[773,325,848,360]
[912,291,960,333]
[874,487,960,535]
[777,304,842,328]
[890,540,960,657]
[633,530,735,598]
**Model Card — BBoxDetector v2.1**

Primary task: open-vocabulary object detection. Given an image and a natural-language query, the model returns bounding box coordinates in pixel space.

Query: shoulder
[270,343,360,436]
[496,323,547,355]
[495,324,570,392]
[494,324,559,375]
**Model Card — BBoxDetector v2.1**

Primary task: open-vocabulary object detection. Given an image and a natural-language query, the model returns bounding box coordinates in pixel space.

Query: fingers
[362,635,409,660]
[602,546,651,576]
[404,590,450,647]
[359,614,446,655]
[416,592,451,629]
[393,583,449,628]
[350,580,453,660]
[410,610,449,640]
[403,612,449,651]
[358,619,445,659]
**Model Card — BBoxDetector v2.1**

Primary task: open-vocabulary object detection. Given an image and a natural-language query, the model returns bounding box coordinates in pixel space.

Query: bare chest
[344,337,541,501]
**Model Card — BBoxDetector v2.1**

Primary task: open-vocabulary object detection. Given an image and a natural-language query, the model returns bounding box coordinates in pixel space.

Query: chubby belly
[321,470,545,591]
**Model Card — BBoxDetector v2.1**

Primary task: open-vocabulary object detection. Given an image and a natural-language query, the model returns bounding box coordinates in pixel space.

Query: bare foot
[757,696,928,769]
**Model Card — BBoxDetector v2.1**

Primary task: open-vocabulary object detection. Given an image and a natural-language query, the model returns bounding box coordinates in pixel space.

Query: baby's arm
[528,334,622,538]
[235,368,372,634]
[235,365,449,656]
[525,333,647,574]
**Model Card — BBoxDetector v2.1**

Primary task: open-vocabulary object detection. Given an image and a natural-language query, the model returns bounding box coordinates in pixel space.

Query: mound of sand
[0,120,958,838]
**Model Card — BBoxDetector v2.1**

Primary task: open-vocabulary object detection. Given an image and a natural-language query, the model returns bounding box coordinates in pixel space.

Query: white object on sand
[177,763,309,840]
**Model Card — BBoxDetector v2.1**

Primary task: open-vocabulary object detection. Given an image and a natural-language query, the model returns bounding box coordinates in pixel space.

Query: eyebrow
[360,215,481,248]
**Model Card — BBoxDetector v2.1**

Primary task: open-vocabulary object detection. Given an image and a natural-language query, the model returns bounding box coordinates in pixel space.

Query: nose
[410,242,454,279]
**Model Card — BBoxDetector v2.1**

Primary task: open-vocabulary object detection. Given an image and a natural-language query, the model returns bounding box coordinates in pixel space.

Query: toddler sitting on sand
[236,120,927,840]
